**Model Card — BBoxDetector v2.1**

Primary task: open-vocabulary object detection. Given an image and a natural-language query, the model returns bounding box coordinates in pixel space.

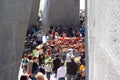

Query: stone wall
[0,0,33,80]
[28,0,40,29]
[43,0,80,32]
[87,0,120,80]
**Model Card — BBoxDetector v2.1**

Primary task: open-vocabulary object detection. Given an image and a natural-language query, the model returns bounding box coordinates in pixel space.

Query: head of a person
[81,60,85,65]
[60,62,64,66]
[28,34,30,37]
[80,52,85,57]
[32,56,38,62]
[55,32,59,36]
[62,31,65,34]
[71,57,75,62]
[47,61,51,65]
[23,54,28,59]
[56,54,59,58]
[39,54,44,58]
[28,54,32,60]
[38,31,41,34]
[67,50,70,54]
[35,72,46,80]
[20,75,28,80]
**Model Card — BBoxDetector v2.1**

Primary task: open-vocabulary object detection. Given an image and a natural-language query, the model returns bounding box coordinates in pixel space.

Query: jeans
[31,75,37,80]
[59,77,65,80]
[46,72,51,79]
[67,74,76,80]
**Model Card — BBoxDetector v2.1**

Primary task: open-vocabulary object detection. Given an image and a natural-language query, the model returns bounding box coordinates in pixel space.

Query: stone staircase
[40,25,46,36]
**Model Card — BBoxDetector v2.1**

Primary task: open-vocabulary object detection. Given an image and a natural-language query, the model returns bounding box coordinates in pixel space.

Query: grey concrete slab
[0,0,34,80]
[43,0,80,32]
[28,0,40,28]
[87,0,120,80]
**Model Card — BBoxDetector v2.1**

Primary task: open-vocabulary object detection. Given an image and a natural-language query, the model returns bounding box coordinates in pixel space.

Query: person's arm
[44,65,46,72]
[53,60,55,64]
[64,67,67,77]
[21,59,24,68]
[56,69,60,80]
[75,63,78,72]
[50,65,52,72]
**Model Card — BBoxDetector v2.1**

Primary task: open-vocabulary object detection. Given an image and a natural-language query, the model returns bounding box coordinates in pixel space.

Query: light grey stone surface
[87,0,120,80]
[43,0,80,32]
[0,0,33,80]
[28,0,40,28]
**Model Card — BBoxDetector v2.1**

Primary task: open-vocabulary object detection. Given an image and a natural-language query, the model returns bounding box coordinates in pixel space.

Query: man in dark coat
[32,57,38,75]
[53,55,61,76]
[67,57,78,80]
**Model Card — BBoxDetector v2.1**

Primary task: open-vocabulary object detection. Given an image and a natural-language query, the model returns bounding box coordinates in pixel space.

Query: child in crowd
[35,72,47,80]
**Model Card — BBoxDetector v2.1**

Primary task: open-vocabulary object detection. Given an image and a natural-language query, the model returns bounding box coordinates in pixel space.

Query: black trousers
[59,77,65,80]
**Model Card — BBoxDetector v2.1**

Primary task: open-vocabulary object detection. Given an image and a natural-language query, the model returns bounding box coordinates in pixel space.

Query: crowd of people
[20,50,85,80]
[20,12,86,80]
[47,24,85,40]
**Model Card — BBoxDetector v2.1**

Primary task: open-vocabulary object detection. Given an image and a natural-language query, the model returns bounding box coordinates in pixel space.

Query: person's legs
[23,65,27,73]
[82,77,85,80]
[76,74,82,80]
[31,74,37,80]
[67,74,71,80]
[71,75,76,80]
[54,70,57,77]
[59,77,65,80]
[46,72,51,80]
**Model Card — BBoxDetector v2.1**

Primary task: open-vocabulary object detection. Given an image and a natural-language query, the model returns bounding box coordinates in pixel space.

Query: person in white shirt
[66,51,72,63]
[66,49,74,63]
[57,62,67,80]
[55,32,60,39]
[45,61,52,80]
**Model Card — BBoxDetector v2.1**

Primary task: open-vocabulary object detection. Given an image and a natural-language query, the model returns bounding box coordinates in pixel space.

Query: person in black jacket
[31,57,39,80]
[67,57,78,80]
[53,55,61,77]
[38,54,45,66]
[32,57,38,75]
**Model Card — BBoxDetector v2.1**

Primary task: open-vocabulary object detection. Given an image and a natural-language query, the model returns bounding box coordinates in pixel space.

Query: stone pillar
[87,0,120,80]
[0,0,33,80]
[28,0,40,28]
[43,0,80,32]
